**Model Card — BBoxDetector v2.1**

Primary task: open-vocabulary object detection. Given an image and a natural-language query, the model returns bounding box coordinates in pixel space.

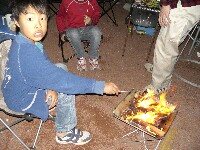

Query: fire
[125,89,176,125]
[126,111,158,124]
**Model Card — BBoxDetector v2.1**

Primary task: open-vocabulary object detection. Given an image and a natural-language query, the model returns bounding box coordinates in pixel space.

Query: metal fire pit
[113,89,177,139]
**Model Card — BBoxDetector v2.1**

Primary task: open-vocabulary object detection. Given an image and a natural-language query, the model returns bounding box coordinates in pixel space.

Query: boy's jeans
[54,63,77,133]
[65,26,102,59]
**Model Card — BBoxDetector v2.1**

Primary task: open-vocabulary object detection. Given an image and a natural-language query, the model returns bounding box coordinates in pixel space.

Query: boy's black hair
[10,0,50,21]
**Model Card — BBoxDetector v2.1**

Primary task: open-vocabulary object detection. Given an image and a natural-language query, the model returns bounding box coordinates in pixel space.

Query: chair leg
[58,35,75,63]
[47,1,59,16]
[31,120,43,149]
[0,118,31,150]
[188,24,200,56]
[60,41,68,63]
[58,36,68,63]
[0,118,25,132]
[108,1,117,26]
[176,24,199,61]
[99,0,119,26]
[61,42,76,63]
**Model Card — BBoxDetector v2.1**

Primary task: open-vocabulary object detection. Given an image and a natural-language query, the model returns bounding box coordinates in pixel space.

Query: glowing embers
[115,89,177,138]
[125,90,176,126]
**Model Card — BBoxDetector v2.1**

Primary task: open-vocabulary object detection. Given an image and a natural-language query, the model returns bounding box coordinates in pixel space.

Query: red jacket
[160,0,200,9]
[56,0,100,33]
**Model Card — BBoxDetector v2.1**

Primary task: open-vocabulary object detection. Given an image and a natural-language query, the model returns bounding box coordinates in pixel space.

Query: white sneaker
[144,63,153,73]
[77,57,86,71]
[145,84,167,95]
[56,128,92,145]
[89,58,99,70]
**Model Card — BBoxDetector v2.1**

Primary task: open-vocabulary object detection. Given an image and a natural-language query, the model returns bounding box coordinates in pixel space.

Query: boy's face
[15,6,48,43]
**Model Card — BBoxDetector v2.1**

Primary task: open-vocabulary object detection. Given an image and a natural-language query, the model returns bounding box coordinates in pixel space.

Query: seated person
[2,0,120,145]
[56,0,102,71]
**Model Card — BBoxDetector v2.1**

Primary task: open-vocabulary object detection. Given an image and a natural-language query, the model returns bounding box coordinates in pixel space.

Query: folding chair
[0,40,55,150]
[58,34,103,63]
[177,21,200,61]
[124,4,160,59]
[174,21,200,88]
[0,103,55,150]
[47,0,61,16]
[188,22,200,56]
[97,0,119,26]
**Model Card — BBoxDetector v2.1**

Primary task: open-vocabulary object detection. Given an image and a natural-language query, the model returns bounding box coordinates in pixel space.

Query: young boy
[2,0,120,145]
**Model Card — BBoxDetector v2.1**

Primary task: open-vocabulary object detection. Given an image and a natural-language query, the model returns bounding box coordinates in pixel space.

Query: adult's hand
[159,5,171,27]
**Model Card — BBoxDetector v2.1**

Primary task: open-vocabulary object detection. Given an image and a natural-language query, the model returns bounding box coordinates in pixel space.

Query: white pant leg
[152,2,200,90]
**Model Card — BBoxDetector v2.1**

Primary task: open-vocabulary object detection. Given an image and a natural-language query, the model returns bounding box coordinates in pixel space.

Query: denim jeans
[66,25,102,59]
[54,63,77,133]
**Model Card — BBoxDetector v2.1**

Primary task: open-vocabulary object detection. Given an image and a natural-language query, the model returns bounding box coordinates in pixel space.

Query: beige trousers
[152,2,200,90]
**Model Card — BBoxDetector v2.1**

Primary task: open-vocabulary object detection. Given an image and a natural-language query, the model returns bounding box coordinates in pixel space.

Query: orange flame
[126,111,158,124]
[125,89,176,125]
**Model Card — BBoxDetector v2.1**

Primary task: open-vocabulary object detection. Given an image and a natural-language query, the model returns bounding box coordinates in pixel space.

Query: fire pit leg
[142,132,162,150]
[122,127,161,143]
[121,128,162,150]
[122,128,139,138]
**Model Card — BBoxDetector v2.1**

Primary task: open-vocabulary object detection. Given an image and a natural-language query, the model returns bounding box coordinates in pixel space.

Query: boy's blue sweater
[1,34,105,121]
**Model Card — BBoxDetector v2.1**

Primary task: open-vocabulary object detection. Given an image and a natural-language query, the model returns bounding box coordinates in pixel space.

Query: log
[141,121,165,138]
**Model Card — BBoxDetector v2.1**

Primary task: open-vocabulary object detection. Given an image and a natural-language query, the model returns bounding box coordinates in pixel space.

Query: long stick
[122,17,132,57]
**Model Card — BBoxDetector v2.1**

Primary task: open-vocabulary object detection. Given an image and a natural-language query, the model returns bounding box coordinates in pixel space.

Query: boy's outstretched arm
[104,82,120,95]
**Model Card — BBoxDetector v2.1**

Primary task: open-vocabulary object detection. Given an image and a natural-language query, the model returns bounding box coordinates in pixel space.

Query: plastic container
[136,26,155,36]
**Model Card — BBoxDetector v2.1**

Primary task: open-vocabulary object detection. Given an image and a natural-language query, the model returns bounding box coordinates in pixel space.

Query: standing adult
[147,0,200,94]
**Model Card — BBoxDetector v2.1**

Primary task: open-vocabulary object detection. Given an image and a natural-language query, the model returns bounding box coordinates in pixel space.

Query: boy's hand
[46,90,58,109]
[84,15,92,25]
[104,82,120,95]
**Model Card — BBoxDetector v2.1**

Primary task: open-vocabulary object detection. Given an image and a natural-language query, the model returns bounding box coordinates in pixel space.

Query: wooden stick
[141,121,165,138]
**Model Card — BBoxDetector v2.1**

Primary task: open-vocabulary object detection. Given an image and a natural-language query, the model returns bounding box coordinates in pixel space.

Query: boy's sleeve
[19,44,105,95]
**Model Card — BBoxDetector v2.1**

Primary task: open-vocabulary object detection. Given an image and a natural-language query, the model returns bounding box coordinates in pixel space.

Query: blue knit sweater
[1,34,104,121]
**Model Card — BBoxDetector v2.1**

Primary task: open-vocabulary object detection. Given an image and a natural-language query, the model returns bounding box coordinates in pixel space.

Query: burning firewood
[114,89,177,138]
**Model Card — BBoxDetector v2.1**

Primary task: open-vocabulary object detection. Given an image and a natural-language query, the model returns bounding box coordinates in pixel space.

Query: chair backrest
[0,40,24,115]
[129,5,160,28]
[0,40,10,81]
[0,40,10,107]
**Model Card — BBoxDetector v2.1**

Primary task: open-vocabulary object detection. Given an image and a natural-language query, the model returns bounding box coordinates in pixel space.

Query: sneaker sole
[80,69,86,71]
[90,66,100,70]
[55,135,92,145]
[77,66,87,71]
